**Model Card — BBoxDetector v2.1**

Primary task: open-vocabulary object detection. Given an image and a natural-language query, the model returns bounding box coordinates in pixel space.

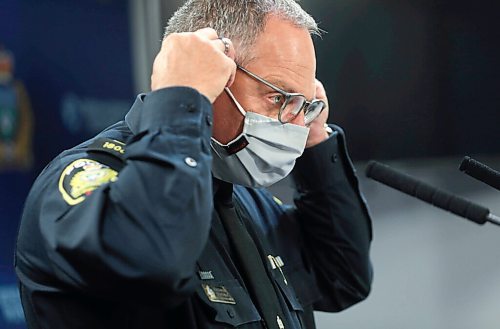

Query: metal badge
[202,284,236,304]
[277,315,285,329]
[268,255,288,285]
[198,270,215,280]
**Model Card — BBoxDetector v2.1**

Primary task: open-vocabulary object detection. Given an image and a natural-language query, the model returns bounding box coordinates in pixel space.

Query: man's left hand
[305,79,330,148]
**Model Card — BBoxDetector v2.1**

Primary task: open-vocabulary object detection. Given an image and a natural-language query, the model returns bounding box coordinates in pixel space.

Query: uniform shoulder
[29,122,131,206]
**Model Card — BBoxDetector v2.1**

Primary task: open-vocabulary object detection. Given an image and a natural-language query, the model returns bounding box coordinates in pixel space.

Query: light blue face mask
[210,88,310,188]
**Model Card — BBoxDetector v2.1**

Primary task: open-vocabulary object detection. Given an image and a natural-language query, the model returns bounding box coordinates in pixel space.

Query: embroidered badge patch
[58,158,118,205]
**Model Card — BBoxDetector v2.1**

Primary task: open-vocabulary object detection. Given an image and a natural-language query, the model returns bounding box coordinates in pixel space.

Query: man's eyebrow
[260,76,298,94]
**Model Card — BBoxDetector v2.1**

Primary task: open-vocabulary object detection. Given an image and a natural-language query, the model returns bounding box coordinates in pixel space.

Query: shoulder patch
[58,158,118,205]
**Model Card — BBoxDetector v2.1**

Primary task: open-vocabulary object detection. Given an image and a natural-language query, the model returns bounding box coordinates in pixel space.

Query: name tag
[202,284,236,305]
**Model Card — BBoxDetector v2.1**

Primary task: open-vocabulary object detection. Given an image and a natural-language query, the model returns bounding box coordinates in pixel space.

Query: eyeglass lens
[304,101,324,125]
[280,95,307,123]
[280,95,324,125]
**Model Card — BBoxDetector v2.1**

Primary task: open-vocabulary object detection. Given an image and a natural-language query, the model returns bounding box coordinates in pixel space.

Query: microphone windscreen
[366,161,489,224]
[459,156,500,191]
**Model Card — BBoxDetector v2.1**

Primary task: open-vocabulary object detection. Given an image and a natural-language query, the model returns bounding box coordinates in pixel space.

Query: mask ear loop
[210,87,248,154]
[224,87,247,117]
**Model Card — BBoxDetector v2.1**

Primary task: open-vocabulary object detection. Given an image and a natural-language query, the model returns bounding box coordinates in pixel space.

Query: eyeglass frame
[236,65,326,125]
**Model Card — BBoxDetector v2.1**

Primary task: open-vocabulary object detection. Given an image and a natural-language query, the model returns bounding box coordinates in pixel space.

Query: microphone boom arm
[366,161,499,227]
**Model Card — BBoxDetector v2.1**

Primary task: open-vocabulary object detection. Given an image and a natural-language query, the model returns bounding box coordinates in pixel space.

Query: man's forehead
[252,18,315,62]
[247,60,315,95]
[259,66,310,93]
[246,16,316,93]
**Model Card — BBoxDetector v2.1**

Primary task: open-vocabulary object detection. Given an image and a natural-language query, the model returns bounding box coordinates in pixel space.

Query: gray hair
[164,0,321,64]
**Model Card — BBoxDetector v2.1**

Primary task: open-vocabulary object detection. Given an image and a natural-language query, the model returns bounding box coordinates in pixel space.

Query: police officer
[15,1,373,328]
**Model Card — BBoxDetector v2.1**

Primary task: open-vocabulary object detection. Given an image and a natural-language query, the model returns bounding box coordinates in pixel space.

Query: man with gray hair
[15,1,373,328]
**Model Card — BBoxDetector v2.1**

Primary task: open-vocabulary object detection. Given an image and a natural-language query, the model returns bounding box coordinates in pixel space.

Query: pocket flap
[196,279,262,327]
[273,273,304,312]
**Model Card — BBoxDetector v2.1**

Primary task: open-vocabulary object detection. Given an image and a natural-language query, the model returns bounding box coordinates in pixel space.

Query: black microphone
[365,161,500,226]
[459,156,500,191]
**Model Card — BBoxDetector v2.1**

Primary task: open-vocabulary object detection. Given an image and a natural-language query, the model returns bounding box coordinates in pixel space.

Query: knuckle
[191,32,202,40]
[163,33,173,43]
[165,33,180,43]
[164,35,183,49]
[205,27,217,34]
[200,27,217,36]
[191,33,208,46]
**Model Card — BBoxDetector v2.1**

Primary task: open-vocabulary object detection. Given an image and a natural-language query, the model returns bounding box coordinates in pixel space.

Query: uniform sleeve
[291,124,373,312]
[38,87,213,307]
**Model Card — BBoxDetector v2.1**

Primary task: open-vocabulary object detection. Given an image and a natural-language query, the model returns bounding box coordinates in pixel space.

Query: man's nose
[288,110,306,127]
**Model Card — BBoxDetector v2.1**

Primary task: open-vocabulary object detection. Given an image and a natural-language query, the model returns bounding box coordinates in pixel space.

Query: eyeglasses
[237,65,326,125]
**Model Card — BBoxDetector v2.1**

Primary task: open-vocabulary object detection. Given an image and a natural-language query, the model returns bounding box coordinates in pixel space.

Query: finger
[226,59,237,88]
[150,52,164,90]
[221,37,236,60]
[314,79,328,107]
[212,37,236,61]
[195,27,219,39]
[315,79,327,100]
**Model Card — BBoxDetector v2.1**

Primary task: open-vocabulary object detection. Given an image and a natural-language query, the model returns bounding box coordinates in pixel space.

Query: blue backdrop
[0,1,134,327]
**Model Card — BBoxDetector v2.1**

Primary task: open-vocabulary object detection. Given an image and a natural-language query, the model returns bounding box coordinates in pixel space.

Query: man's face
[212,15,317,144]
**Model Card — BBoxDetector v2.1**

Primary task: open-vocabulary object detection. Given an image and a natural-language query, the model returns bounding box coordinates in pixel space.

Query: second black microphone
[365,161,490,225]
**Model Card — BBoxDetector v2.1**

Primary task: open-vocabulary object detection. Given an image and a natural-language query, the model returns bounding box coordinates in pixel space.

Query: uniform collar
[124,93,146,135]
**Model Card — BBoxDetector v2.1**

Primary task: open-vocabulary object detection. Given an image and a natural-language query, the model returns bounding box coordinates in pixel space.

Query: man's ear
[211,91,245,145]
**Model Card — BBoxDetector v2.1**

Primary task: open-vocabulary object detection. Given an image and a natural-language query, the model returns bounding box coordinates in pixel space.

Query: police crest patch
[58,158,118,205]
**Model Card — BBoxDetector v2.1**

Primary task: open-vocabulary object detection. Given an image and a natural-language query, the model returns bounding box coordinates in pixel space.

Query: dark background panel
[304,0,500,161]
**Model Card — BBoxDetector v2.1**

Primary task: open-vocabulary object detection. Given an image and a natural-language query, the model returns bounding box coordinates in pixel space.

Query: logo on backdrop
[0,46,34,171]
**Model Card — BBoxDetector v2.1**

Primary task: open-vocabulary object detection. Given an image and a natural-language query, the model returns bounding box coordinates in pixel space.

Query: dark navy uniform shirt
[15,87,373,329]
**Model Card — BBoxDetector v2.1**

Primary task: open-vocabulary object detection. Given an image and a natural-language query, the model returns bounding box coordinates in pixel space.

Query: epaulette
[86,138,126,171]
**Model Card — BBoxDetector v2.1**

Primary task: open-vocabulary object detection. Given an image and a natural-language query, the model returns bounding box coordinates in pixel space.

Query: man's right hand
[151,28,236,103]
